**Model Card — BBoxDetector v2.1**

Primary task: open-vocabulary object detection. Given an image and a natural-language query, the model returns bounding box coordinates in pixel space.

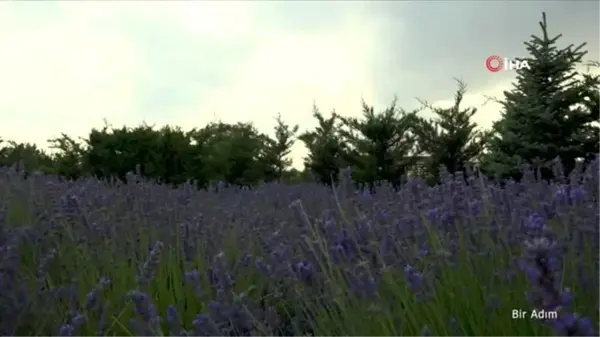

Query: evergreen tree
[299,105,348,186]
[413,80,488,184]
[339,98,419,188]
[482,12,599,180]
[0,139,55,178]
[211,122,267,187]
[48,133,87,180]
[261,113,299,182]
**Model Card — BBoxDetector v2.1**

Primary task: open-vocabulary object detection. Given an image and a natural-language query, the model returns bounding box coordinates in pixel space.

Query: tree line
[1,13,598,189]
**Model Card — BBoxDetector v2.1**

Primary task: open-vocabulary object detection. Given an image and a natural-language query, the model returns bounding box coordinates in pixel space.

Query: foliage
[480,13,599,181]
[298,105,350,186]
[413,79,490,185]
[0,13,595,189]
[260,113,299,182]
[0,139,55,177]
[338,98,420,189]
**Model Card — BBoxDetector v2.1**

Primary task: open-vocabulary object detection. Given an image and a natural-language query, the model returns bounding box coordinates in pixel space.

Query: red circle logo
[486,55,503,72]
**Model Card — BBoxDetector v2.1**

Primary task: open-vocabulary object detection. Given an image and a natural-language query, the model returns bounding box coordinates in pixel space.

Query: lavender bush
[0,158,597,336]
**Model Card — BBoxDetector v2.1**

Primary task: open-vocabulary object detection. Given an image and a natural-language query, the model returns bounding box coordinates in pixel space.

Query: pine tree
[261,113,299,182]
[338,98,419,189]
[298,105,348,186]
[482,12,599,181]
[413,79,488,185]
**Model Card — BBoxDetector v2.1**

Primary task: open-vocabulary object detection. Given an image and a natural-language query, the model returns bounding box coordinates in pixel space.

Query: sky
[0,1,598,169]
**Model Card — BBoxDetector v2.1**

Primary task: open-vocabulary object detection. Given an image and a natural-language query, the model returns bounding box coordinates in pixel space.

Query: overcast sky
[0,1,598,168]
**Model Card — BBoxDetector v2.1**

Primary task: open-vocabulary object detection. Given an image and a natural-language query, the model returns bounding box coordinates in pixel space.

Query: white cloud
[159,1,257,41]
[0,2,596,169]
[0,2,146,146]
[134,8,388,166]
[0,2,385,168]
[428,64,600,132]
[427,78,513,131]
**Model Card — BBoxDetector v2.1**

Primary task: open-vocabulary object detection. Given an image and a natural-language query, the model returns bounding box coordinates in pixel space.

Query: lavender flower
[137,241,163,286]
[192,312,216,336]
[166,305,182,336]
[58,323,75,336]
[85,277,111,311]
[404,264,424,291]
[184,269,203,298]
[520,215,596,336]
[128,289,161,335]
[96,303,109,336]
[1,152,599,336]
[36,248,57,284]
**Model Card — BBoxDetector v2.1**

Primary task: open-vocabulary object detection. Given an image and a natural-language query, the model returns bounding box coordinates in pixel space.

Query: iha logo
[485,55,530,72]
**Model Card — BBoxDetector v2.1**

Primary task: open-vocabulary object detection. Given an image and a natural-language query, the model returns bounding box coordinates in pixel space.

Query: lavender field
[0,160,598,336]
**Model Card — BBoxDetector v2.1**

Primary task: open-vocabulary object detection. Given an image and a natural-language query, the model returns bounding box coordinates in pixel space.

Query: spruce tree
[482,12,599,180]
[413,79,488,185]
[261,113,299,182]
[338,98,419,189]
[298,105,348,186]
